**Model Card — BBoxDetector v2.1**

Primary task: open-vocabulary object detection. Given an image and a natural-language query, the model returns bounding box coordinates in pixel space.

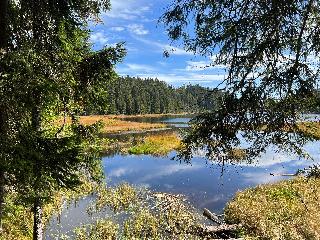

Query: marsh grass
[127,133,181,156]
[224,177,320,239]
[76,116,166,134]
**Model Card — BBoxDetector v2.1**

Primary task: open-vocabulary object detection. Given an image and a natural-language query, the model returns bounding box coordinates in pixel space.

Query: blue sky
[89,0,227,88]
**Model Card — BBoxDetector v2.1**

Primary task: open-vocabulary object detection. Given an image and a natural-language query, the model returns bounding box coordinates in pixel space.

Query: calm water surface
[46,115,320,239]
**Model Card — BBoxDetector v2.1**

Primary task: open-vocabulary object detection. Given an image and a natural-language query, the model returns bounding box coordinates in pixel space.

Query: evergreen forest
[85,76,224,115]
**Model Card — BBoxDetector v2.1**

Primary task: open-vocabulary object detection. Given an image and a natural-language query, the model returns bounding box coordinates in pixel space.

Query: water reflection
[103,141,320,213]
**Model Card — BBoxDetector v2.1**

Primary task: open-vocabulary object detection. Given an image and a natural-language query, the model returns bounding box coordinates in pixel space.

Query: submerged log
[203,208,223,224]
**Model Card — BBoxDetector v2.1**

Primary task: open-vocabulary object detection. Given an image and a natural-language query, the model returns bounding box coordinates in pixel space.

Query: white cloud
[110,26,125,32]
[104,0,151,20]
[108,167,131,178]
[90,31,108,45]
[135,37,194,56]
[241,171,287,185]
[128,24,149,35]
[186,61,212,71]
[117,63,156,73]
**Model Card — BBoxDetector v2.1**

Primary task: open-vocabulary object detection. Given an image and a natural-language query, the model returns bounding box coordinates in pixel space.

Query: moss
[224,177,320,240]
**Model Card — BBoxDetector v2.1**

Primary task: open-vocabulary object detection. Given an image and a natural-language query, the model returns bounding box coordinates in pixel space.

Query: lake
[46,115,320,239]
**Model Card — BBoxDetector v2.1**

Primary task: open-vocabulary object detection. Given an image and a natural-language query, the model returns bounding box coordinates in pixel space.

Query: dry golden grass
[59,115,167,134]
[297,121,320,139]
[225,177,320,240]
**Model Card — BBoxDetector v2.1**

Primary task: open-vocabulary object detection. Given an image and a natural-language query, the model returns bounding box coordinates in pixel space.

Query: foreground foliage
[0,180,95,240]
[225,177,320,240]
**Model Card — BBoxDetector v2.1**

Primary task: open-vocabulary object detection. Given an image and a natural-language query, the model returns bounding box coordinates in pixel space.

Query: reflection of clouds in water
[239,148,296,167]
[241,169,287,185]
[136,163,202,182]
[194,141,320,168]
[107,167,133,178]
[163,184,174,189]
[198,194,226,209]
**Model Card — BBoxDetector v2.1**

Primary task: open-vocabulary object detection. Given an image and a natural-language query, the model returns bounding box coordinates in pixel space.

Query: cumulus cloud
[110,26,125,32]
[135,37,194,56]
[117,63,156,73]
[104,0,151,20]
[128,24,149,35]
[90,31,108,45]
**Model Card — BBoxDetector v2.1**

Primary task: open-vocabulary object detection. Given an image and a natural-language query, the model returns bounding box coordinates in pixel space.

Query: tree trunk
[0,0,8,49]
[0,170,4,231]
[32,96,43,240]
[33,198,43,240]
[0,0,8,231]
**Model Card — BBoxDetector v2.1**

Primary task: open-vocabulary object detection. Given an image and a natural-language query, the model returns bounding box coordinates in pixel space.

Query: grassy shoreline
[225,176,320,239]
[59,115,168,134]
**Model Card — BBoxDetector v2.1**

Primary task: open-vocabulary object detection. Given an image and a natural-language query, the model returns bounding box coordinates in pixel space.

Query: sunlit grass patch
[224,177,320,239]
[57,115,167,134]
[78,115,166,134]
[127,133,181,156]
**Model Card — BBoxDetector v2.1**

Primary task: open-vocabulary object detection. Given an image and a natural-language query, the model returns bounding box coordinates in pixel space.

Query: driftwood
[203,208,223,224]
[270,173,298,177]
[202,208,242,239]
[201,224,242,233]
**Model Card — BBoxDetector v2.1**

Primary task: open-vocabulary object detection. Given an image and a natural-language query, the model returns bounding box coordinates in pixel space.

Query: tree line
[84,76,224,115]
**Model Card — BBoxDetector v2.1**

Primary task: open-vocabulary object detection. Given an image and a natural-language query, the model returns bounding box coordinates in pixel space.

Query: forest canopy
[84,76,224,115]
